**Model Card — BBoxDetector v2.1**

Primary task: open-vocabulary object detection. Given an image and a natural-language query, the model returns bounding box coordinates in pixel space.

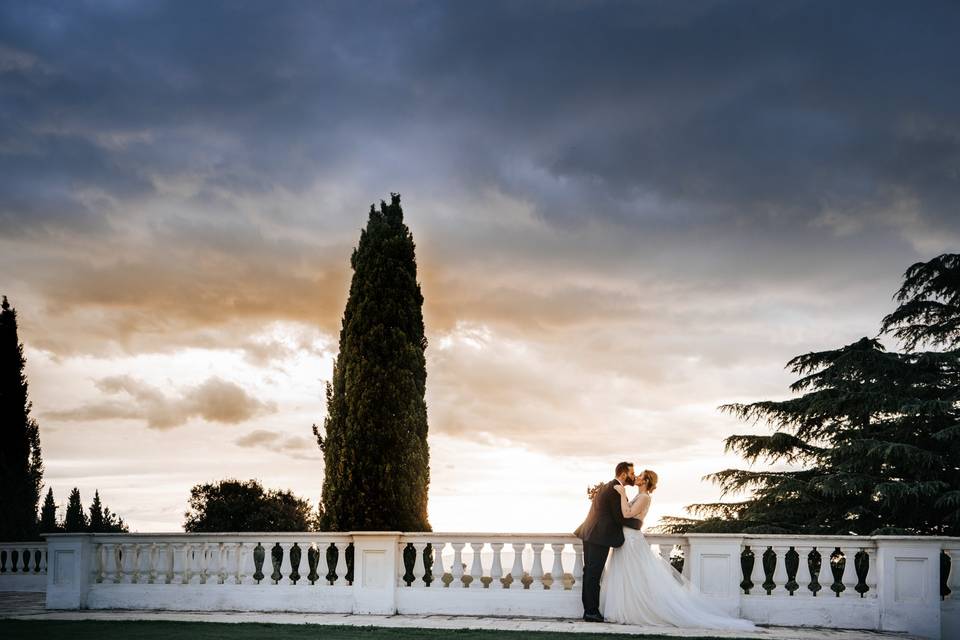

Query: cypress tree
[63,487,88,532]
[314,193,431,531]
[0,295,44,541]
[39,487,60,534]
[89,490,105,532]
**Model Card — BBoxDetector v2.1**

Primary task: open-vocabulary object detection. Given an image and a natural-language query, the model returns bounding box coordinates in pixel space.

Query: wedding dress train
[600,526,758,631]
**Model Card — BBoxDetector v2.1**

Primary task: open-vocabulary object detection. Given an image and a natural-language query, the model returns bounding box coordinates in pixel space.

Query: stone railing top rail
[32,531,960,541]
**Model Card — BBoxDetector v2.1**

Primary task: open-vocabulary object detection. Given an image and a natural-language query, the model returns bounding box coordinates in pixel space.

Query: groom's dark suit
[573,479,642,618]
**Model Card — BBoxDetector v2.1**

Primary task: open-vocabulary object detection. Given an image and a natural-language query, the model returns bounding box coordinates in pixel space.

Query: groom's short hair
[615,461,634,477]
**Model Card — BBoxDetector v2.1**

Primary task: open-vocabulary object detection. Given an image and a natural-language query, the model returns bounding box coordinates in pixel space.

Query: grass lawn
[0,619,742,639]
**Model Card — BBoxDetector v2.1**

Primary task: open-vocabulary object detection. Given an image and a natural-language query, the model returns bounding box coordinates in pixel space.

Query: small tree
[63,487,88,533]
[184,478,318,532]
[88,490,106,532]
[39,487,60,534]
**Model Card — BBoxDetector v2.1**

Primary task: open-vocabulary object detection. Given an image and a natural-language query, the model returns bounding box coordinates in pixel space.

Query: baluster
[829,547,846,596]
[784,546,800,595]
[510,542,525,589]
[91,544,104,583]
[411,542,427,588]
[213,542,227,585]
[770,545,788,595]
[146,543,159,584]
[865,547,878,597]
[120,543,137,584]
[306,542,320,586]
[186,542,201,584]
[680,543,691,579]
[220,542,233,585]
[192,543,204,584]
[169,543,184,584]
[451,542,465,588]
[469,542,484,588]
[740,546,755,594]
[760,546,777,595]
[205,542,219,585]
[197,542,210,585]
[158,543,173,584]
[190,542,203,584]
[573,542,583,587]
[239,542,255,585]
[206,542,219,585]
[336,542,351,586]
[853,547,870,597]
[325,541,341,585]
[841,546,858,597]
[41,545,48,575]
[946,548,959,600]
[531,543,546,589]
[400,542,415,586]
[489,542,505,588]
[289,542,303,585]
[750,544,765,595]
[550,543,565,590]
[807,546,823,597]
[431,541,446,587]
[134,543,150,584]
[268,542,283,584]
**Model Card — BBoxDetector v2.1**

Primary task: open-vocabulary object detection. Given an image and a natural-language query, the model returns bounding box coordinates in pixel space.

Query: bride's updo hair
[640,469,658,492]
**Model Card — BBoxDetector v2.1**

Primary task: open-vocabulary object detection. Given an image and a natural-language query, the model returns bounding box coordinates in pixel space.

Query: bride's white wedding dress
[600,495,758,631]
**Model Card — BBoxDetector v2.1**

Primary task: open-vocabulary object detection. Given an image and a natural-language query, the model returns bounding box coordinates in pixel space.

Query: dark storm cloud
[2,0,959,238]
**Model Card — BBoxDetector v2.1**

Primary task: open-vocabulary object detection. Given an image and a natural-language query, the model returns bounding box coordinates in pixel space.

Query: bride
[600,469,758,631]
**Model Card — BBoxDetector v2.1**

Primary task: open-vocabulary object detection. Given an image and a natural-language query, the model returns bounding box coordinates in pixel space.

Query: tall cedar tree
[880,252,960,531]
[0,296,44,541]
[314,193,431,531]
[662,254,960,535]
[63,487,88,532]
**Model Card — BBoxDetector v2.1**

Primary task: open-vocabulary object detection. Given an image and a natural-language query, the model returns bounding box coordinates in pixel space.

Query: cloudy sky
[2,0,959,533]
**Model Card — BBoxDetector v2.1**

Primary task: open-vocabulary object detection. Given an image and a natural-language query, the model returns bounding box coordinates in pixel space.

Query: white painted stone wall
[27,532,960,640]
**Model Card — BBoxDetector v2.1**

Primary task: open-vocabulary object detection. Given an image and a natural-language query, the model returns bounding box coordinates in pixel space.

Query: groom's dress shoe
[583,613,604,623]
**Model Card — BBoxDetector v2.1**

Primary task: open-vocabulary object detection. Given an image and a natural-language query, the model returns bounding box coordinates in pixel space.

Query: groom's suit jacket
[573,479,642,548]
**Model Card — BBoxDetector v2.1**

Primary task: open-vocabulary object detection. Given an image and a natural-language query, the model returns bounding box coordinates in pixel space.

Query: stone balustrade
[13,531,957,639]
[0,540,47,592]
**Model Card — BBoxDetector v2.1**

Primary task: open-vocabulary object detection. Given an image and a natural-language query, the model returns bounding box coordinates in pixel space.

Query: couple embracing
[574,462,757,631]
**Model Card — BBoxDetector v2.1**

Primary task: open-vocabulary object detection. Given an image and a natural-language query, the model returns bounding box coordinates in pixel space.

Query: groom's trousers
[581,540,610,616]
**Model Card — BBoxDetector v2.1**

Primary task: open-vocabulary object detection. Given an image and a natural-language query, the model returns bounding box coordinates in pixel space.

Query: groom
[573,461,643,623]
